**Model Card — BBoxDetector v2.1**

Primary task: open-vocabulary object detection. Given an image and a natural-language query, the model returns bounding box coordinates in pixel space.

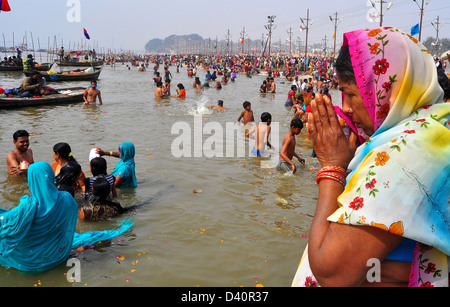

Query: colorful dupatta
[0,162,132,272]
[293,27,450,287]
[111,142,137,188]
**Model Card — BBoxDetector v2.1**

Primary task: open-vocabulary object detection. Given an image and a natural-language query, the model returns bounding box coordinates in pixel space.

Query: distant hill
[144,34,205,53]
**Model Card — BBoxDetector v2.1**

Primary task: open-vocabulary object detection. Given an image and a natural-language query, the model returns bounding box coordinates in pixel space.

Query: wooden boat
[0,63,54,72]
[24,66,103,82]
[0,87,86,109]
[56,59,103,67]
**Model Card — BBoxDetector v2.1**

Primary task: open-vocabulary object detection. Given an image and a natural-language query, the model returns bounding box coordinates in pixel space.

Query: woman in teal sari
[0,162,132,272]
[96,142,137,188]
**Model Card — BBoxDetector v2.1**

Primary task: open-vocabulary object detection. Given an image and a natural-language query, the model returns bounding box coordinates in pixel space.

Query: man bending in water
[6,130,35,176]
[246,112,272,157]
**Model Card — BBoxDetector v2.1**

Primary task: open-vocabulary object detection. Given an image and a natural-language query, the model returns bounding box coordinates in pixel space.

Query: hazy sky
[1,0,449,52]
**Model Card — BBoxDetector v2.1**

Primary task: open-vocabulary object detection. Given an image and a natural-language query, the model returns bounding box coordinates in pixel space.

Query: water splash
[187,95,212,116]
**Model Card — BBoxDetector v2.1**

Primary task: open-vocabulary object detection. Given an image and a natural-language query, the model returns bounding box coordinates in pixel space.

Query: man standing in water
[84,80,103,105]
[6,130,35,176]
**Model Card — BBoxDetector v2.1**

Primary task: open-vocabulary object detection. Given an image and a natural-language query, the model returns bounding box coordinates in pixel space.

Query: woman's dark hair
[92,177,111,202]
[53,142,77,163]
[90,157,107,176]
[336,44,356,84]
[177,83,184,90]
[437,68,450,101]
[55,161,81,188]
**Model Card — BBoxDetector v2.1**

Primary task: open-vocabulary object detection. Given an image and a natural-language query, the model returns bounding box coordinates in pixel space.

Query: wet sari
[0,162,132,272]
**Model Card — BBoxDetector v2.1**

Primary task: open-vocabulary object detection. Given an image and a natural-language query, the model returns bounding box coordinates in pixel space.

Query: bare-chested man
[6,130,34,176]
[207,100,227,111]
[268,77,276,93]
[84,80,102,105]
[155,81,164,99]
[278,117,305,174]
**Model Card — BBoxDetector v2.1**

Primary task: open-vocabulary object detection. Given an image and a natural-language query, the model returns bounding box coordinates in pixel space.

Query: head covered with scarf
[0,162,132,272]
[111,142,137,188]
[293,27,450,287]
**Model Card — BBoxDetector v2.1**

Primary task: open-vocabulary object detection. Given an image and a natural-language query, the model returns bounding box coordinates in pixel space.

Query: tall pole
[431,16,441,59]
[414,0,430,42]
[264,16,276,57]
[226,29,231,55]
[287,27,293,57]
[380,0,384,27]
[301,9,311,60]
[240,27,246,54]
[419,0,425,41]
[330,12,341,58]
[323,35,328,57]
[371,0,392,27]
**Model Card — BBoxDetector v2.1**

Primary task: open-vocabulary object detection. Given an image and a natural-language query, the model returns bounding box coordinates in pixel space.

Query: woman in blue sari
[0,162,132,272]
[96,142,137,188]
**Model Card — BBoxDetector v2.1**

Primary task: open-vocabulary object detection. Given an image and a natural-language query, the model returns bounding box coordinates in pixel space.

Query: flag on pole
[83,28,90,40]
[411,24,420,36]
[0,0,11,12]
[332,32,336,39]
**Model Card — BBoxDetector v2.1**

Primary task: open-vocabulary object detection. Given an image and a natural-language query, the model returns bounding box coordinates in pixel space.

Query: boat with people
[0,62,54,72]
[0,87,86,109]
[23,66,103,82]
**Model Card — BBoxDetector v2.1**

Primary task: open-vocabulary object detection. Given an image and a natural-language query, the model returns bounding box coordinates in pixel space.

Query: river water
[0,62,343,287]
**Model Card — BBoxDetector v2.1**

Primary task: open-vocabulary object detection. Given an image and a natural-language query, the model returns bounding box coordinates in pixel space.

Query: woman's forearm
[309,179,343,253]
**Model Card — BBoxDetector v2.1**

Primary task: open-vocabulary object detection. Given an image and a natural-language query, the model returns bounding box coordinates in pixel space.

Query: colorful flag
[411,24,420,37]
[0,0,11,12]
[83,28,90,40]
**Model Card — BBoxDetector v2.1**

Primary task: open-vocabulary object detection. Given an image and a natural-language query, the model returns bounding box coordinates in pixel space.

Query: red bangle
[317,166,347,177]
[316,173,346,186]
[316,166,347,187]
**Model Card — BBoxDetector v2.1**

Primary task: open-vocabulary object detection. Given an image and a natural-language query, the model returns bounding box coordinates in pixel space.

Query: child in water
[79,177,125,221]
[84,157,117,199]
[237,101,254,125]
[246,112,273,157]
[54,161,82,197]
[278,117,305,174]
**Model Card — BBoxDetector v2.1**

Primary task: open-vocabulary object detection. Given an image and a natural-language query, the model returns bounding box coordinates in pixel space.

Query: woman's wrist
[316,166,348,187]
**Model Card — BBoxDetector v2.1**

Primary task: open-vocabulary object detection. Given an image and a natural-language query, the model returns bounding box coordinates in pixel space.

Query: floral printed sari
[292,27,450,287]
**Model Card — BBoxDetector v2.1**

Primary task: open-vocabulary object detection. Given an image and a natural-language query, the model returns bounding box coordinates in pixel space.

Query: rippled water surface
[0,62,343,287]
